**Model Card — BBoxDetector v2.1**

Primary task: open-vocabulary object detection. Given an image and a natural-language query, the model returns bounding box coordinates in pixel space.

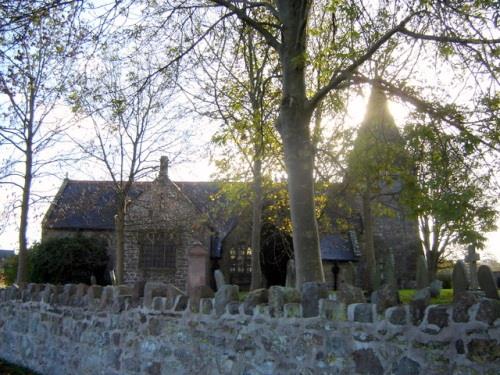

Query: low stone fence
[0,283,499,374]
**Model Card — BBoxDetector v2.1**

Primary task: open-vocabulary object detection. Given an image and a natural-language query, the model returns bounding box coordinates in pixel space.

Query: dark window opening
[139,231,176,269]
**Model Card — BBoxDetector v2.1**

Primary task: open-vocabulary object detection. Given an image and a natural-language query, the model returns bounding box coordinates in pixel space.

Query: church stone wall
[0,283,498,375]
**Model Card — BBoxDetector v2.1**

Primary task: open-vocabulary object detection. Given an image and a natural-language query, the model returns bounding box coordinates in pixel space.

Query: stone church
[42,89,421,291]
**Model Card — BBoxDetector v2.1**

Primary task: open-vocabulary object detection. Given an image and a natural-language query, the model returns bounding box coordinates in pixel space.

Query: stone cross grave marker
[465,244,480,289]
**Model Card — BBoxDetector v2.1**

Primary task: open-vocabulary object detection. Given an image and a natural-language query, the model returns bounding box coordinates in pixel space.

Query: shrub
[30,236,108,285]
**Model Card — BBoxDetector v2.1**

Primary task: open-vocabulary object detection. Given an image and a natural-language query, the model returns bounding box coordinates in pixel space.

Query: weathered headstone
[416,255,429,289]
[465,244,480,289]
[189,285,214,313]
[429,279,443,298]
[301,282,329,317]
[214,269,226,291]
[370,283,400,314]
[478,265,499,299]
[214,284,239,316]
[452,260,469,301]
[337,282,365,305]
[410,287,431,325]
[242,288,268,315]
[285,259,296,288]
[268,286,301,317]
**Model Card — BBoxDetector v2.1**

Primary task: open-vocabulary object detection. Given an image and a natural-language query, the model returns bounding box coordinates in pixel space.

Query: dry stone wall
[0,283,499,375]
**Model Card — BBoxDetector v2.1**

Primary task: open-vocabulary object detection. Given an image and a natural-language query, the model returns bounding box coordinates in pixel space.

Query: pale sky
[1,94,499,262]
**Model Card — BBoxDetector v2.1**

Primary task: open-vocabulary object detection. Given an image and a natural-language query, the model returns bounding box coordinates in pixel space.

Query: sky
[1,91,499,262]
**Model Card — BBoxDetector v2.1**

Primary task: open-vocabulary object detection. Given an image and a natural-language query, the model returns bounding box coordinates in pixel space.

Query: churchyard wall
[0,283,499,375]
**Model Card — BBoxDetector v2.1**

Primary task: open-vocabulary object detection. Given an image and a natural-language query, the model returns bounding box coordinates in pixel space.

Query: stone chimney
[158,156,168,182]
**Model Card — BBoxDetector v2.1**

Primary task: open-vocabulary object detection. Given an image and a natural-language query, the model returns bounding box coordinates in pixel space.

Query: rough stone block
[370,284,400,314]
[143,282,169,309]
[99,286,115,310]
[214,284,239,316]
[337,282,365,305]
[467,339,500,363]
[189,285,214,313]
[74,284,89,305]
[151,296,166,312]
[284,303,302,318]
[348,303,373,323]
[225,301,240,315]
[268,286,301,317]
[475,298,500,325]
[200,298,213,314]
[253,304,270,318]
[319,299,346,321]
[391,357,421,375]
[85,285,102,307]
[352,349,383,375]
[426,305,449,328]
[301,282,328,318]
[452,292,479,323]
[385,305,409,325]
[173,295,189,312]
[410,287,431,325]
[41,284,58,304]
[60,284,77,305]
[242,288,268,315]
[477,265,499,300]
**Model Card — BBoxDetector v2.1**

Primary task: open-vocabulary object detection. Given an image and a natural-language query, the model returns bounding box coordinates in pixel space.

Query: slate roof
[43,179,235,234]
[0,250,15,259]
[43,180,148,230]
[320,234,359,262]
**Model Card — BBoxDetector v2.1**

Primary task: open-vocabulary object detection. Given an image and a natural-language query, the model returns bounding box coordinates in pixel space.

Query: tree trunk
[250,155,264,290]
[16,144,32,284]
[276,1,324,287]
[115,195,126,285]
[361,190,378,292]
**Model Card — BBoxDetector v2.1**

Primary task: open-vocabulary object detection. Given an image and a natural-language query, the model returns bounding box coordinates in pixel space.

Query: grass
[399,288,453,304]
[0,359,39,375]
[240,288,455,304]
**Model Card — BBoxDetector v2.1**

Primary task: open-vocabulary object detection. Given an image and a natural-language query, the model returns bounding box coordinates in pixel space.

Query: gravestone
[416,255,429,289]
[214,269,226,291]
[301,282,328,317]
[337,282,365,305]
[214,284,239,316]
[465,244,480,289]
[477,265,499,299]
[187,242,209,295]
[285,259,296,288]
[452,260,469,301]
[384,248,397,288]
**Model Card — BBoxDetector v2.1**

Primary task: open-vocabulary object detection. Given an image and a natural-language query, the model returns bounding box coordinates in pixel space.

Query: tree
[0,2,85,283]
[70,50,187,284]
[403,121,498,280]
[207,0,499,286]
[196,16,282,289]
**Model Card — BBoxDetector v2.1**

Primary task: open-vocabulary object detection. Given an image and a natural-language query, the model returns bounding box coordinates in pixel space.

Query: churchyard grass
[399,289,453,304]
